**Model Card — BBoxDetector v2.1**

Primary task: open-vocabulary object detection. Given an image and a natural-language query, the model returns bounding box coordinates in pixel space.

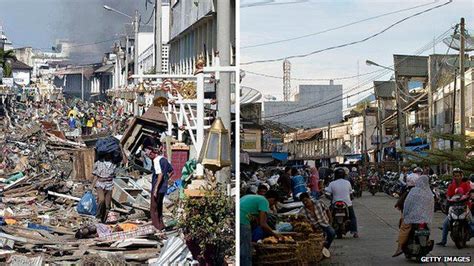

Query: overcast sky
[241,0,474,106]
[0,0,151,63]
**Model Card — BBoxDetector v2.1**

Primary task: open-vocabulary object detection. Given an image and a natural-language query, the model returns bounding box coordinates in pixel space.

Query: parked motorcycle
[403,223,434,261]
[431,180,449,213]
[448,197,472,249]
[390,180,406,198]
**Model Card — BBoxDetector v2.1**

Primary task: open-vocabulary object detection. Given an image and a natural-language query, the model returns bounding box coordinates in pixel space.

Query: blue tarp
[272,152,288,161]
[345,154,363,161]
[406,137,427,146]
[405,143,430,152]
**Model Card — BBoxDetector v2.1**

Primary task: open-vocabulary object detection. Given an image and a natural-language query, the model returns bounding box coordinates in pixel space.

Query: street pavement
[320,191,473,266]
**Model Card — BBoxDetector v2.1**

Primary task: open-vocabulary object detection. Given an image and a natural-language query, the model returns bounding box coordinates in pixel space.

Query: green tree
[404,133,474,173]
[0,48,16,77]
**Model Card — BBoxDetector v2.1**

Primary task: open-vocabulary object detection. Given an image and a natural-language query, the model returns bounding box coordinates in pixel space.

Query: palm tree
[0,48,17,78]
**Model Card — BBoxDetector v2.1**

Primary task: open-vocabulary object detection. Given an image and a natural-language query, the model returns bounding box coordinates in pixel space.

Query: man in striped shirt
[299,192,335,248]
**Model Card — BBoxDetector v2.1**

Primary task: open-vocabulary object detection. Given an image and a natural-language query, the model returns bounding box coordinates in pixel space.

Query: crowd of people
[240,165,360,265]
[240,163,474,265]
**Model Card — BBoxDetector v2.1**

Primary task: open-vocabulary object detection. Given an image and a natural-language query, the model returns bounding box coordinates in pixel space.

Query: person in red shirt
[436,168,471,247]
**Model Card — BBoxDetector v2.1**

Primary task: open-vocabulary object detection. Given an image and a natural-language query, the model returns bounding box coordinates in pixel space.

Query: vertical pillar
[216,0,231,130]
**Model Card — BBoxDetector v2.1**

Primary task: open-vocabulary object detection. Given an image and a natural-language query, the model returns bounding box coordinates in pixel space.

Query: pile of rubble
[0,100,195,265]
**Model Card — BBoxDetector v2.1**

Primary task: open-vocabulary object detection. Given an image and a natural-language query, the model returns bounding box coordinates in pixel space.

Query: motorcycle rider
[436,168,472,247]
[394,174,417,227]
[398,166,409,185]
[325,167,359,238]
[401,167,422,192]
[393,175,434,257]
[348,167,359,186]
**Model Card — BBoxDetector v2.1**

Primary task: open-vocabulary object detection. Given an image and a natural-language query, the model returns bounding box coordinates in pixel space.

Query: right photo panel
[239,0,474,265]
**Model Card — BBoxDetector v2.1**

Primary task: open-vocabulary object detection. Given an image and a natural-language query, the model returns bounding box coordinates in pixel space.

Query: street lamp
[365,60,395,71]
[103,5,132,19]
[199,117,232,172]
[103,5,139,85]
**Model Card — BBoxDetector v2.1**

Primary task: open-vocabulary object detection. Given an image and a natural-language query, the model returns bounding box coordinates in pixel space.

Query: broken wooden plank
[47,191,81,201]
[112,238,159,248]
[0,232,28,244]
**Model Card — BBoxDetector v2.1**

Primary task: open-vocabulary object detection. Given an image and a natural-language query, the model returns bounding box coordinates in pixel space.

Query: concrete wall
[12,69,30,86]
[169,0,214,40]
[168,0,235,75]
[54,74,91,100]
[264,84,343,128]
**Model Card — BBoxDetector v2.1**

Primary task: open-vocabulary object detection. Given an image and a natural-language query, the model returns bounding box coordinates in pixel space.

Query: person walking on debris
[68,114,76,129]
[81,113,88,135]
[147,145,173,230]
[86,113,95,135]
[92,153,117,223]
[299,192,336,248]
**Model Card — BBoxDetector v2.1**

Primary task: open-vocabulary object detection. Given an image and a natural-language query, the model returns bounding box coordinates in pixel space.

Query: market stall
[253,216,325,265]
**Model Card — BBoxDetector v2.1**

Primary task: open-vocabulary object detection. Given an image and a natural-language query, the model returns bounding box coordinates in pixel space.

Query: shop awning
[404,143,430,152]
[249,156,274,164]
[95,64,114,73]
[272,152,288,161]
[406,137,427,146]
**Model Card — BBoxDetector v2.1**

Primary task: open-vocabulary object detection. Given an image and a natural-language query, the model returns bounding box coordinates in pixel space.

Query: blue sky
[241,0,474,106]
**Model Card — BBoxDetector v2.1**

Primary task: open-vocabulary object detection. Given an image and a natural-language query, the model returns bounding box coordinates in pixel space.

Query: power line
[243,68,385,81]
[275,35,456,127]
[260,26,454,121]
[242,13,452,100]
[242,0,439,49]
[241,0,453,65]
[240,0,308,8]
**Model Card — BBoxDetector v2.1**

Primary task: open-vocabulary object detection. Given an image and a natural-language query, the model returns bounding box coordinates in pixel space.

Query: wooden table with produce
[253,215,325,265]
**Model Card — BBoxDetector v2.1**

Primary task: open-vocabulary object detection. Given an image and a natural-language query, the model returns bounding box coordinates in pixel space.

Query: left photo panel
[0,0,237,265]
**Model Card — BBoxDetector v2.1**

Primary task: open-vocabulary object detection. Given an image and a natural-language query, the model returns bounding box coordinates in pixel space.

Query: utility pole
[81,67,84,101]
[125,37,129,85]
[363,103,368,166]
[134,10,139,84]
[327,122,331,161]
[395,77,405,171]
[451,69,457,151]
[376,99,383,162]
[154,0,162,74]
[459,17,466,138]
[395,79,406,147]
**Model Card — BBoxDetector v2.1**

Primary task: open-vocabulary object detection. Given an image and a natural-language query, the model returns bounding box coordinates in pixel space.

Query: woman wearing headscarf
[308,166,320,199]
[393,175,434,257]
